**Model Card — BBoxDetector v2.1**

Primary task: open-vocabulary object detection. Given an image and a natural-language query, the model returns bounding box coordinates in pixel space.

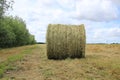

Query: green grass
[0,45,37,78]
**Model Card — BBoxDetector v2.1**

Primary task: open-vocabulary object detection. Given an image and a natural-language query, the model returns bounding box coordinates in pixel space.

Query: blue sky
[9,0,120,43]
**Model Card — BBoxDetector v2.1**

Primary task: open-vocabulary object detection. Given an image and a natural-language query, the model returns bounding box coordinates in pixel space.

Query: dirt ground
[0,44,120,80]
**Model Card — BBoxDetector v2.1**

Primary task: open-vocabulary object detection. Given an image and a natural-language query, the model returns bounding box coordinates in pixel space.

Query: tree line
[0,0,36,48]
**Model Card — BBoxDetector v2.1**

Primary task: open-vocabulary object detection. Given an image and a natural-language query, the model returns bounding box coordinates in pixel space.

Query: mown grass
[0,45,37,78]
[0,44,120,80]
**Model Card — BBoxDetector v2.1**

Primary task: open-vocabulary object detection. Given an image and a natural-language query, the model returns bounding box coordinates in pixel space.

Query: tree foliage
[0,0,36,48]
[0,0,13,18]
[0,16,36,48]
[0,19,15,47]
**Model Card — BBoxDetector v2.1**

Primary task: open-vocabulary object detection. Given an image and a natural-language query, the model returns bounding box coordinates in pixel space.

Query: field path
[0,45,36,63]
[1,44,120,80]
[6,44,47,80]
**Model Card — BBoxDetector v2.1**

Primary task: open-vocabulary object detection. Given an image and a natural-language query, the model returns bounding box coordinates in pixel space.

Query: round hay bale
[46,24,86,59]
[67,24,86,58]
[46,24,68,59]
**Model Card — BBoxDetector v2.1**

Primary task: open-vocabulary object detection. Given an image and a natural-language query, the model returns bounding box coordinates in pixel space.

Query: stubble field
[0,44,120,80]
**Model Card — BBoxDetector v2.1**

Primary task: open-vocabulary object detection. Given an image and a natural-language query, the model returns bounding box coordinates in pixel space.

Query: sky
[9,0,120,43]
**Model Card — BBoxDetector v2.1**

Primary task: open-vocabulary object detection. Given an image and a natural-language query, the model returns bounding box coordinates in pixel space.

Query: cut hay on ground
[46,24,86,59]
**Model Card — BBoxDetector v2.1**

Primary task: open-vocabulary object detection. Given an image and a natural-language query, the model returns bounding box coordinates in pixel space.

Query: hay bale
[67,24,86,58]
[46,24,68,59]
[46,24,86,59]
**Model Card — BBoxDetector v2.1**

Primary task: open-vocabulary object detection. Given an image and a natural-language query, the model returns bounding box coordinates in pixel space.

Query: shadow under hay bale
[46,24,86,59]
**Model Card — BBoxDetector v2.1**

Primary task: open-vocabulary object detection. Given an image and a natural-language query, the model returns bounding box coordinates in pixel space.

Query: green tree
[10,16,30,46]
[0,18,15,48]
[0,0,13,18]
[0,0,14,48]
[29,35,36,44]
[0,16,36,48]
[0,0,36,48]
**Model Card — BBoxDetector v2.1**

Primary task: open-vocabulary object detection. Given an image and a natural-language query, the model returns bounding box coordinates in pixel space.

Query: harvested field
[0,44,120,80]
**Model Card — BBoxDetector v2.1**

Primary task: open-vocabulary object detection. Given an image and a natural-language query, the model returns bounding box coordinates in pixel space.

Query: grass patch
[0,45,37,78]
[41,68,54,78]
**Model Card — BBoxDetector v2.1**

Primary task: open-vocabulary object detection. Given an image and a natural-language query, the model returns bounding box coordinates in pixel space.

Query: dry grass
[67,24,86,58]
[46,24,86,59]
[0,44,120,80]
[0,45,36,63]
[47,24,68,59]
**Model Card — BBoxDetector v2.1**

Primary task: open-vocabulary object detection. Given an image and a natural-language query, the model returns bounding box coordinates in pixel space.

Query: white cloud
[74,0,119,21]
[94,27,120,39]
[9,0,120,43]
[56,0,75,10]
[108,27,120,37]
[111,0,120,5]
